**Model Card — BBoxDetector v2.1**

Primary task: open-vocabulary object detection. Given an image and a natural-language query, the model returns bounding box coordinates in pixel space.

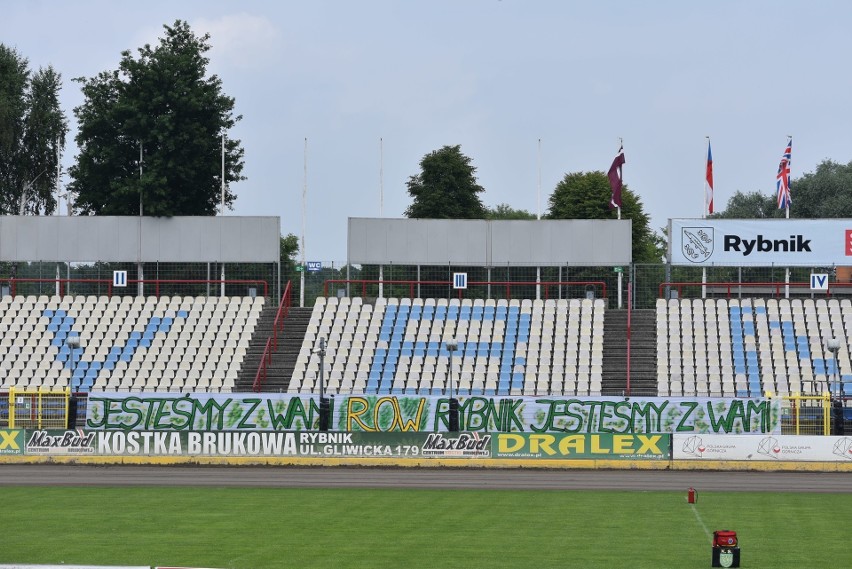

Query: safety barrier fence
[777,392,832,436]
[2,391,847,435]
[0,387,70,429]
[322,279,608,301]
[2,428,852,463]
[1,277,268,299]
[1,263,849,309]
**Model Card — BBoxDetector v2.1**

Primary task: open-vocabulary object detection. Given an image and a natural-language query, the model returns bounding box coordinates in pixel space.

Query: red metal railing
[626,281,632,396]
[656,281,852,299]
[323,279,607,300]
[4,278,268,298]
[253,281,292,392]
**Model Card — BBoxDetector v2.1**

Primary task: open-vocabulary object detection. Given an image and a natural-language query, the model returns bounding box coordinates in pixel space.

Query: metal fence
[0,261,279,302]
[287,262,851,308]
[4,387,69,429]
[778,393,831,436]
[1,261,845,309]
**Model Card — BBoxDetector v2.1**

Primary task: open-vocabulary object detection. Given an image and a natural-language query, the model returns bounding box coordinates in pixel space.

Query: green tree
[405,145,486,218]
[714,190,781,219]
[0,44,68,215]
[546,171,662,263]
[280,233,299,272]
[714,160,852,220]
[784,159,852,218]
[69,20,244,216]
[486,203,536,220]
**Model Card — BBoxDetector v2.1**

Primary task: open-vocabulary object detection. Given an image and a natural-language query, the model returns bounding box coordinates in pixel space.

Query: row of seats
[291,297,605,396]
[657,298,852,397]
[0,295,264,392]
[6,292,849,399]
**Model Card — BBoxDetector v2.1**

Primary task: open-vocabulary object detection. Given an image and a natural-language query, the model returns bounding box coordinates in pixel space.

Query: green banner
[492,433,671,460]
[14,429,494,459]
[7,430,678,460]
[85,392,781,434]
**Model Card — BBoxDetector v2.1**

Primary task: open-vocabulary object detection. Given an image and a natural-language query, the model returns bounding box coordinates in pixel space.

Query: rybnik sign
[668,218,852,266]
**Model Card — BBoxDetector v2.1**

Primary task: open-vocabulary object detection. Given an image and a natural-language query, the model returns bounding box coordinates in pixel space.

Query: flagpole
[702,137,710,300]
[606,139,625,309]
[784,135,792,298]
[138,141,144,297]
[220,134,226,298]
[379,137,384,300]
[56,137,61,297]
[300,137,307,308]
[617,138,623,309]
[536,138,541,301]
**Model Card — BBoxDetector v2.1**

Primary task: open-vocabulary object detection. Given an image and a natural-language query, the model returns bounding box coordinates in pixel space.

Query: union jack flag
[776,138,792,209]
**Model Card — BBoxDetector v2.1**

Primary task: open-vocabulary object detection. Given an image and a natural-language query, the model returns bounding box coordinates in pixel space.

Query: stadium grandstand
[0,215,849,434]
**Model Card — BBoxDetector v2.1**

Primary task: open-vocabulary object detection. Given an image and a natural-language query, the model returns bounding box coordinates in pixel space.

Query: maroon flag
[608,145,625,209]
[706,140,714,215]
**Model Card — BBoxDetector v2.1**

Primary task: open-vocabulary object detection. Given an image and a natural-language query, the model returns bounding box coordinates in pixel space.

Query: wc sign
[810,273,829,291]
[113,270,128,287]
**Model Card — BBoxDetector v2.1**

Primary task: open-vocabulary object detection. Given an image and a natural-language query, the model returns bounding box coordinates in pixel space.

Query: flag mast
[378,137,384,300]
[617,138,622,310]
[606,138,625,308]
[300,137,307,308]
[536,138,541,301]
[780,135,793,297]
[702,137,712,299]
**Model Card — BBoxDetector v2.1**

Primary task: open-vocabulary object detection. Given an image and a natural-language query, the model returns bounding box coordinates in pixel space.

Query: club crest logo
[682,227,714,263]
[719,550,734,568]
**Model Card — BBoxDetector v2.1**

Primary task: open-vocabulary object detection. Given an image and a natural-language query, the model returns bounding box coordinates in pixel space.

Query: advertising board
[673,433,852,461]
[669,218,852,266]
[15,430,492,459]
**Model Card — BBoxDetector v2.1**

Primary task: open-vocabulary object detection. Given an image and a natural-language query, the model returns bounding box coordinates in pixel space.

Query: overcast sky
[5,1,852,263]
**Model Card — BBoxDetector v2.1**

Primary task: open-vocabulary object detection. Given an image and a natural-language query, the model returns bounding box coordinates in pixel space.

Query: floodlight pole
[65,335,81,429]
[446,339,459,431]
[827,337,844,436]
[66,335,80,389]
[316,337,330,431]
[317,337,326,401]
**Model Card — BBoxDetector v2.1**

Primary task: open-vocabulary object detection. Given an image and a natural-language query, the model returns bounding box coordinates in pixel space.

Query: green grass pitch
[2,485,850,568]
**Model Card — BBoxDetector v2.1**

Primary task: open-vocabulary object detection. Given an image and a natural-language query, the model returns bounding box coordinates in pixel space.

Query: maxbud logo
[724,234,812,256]
[422,432,491,457]
[27,430,96,454]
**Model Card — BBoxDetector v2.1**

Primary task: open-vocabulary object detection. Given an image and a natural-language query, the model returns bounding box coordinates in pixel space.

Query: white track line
[690,502,712,541]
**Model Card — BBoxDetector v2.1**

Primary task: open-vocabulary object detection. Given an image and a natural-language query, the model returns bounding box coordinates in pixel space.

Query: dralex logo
[0,429,24,454]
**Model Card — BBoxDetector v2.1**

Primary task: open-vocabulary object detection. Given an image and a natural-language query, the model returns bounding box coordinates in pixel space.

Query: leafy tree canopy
[486,203,536,220]
[405,145,486,219]
[547,170,662,263]
[68,20,244,216]
[0,44,67,215]
[715,159,852,220]
[713,190,781,219]
[280,233,299,268]
[784,159,852,218]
